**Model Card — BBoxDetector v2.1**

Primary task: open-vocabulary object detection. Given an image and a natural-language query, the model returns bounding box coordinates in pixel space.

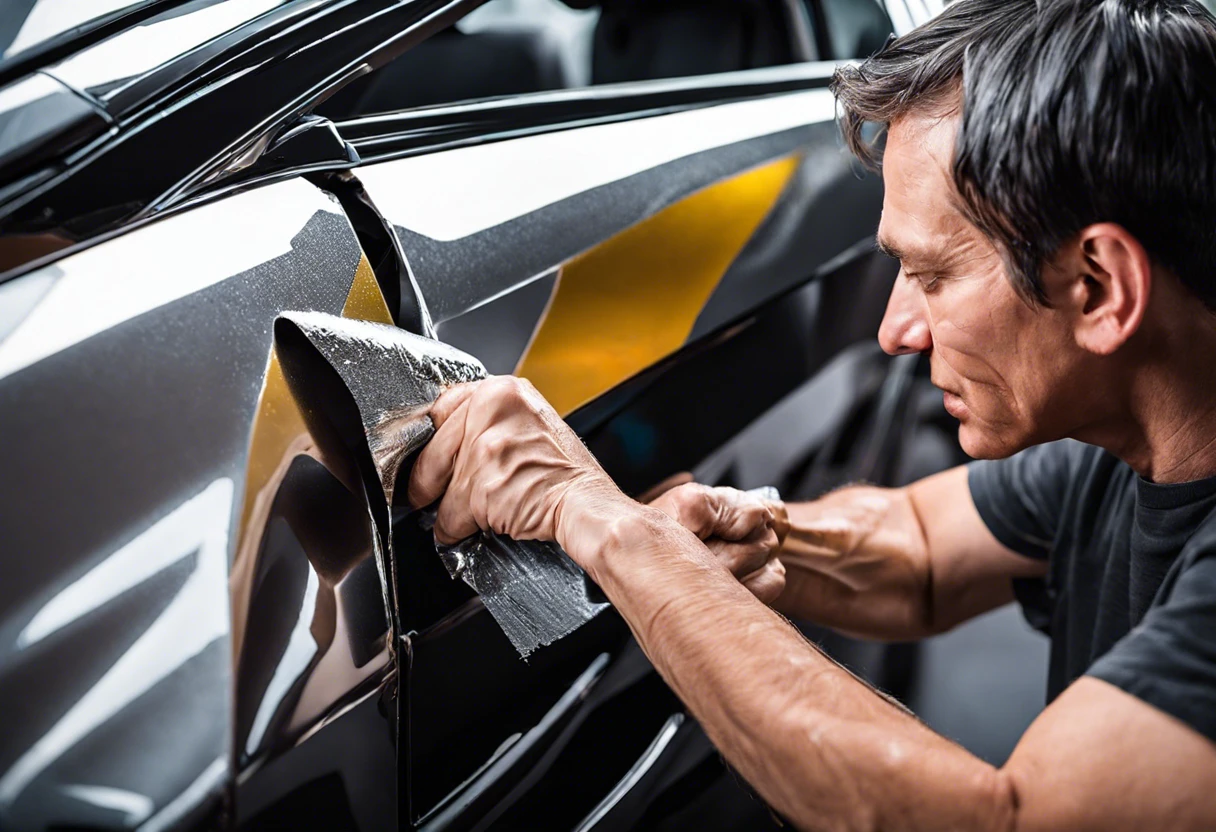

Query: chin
[957,422,1029,461]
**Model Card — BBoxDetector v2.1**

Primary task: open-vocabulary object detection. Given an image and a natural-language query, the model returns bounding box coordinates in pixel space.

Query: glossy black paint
[0,73,109,184]
[0,0,193,88]
[0,182,382,829]
[576,245,897,495]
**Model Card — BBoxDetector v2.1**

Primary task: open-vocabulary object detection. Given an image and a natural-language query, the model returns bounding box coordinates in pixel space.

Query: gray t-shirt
[969,439,1216,742]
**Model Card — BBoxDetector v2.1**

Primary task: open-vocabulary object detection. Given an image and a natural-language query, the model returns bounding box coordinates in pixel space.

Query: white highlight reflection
[245,565,320,756]
[5,1,142,58]
[61,783,154,826]
[0,179,335,383]
[18,481,229,648]
[51,0,288,91]
[138,757,226,832]
[359,88,835,242]
[0,478,233,808]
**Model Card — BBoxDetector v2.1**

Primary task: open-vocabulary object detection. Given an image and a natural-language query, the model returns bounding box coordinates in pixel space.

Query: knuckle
[481,375,517,402]
[502,376,530,400]
[693,485,719,515]
[479,430,512,460]
[685,486,718,530]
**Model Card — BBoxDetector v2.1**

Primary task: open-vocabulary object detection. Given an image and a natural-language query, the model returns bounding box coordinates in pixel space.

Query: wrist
[554,479,667,579]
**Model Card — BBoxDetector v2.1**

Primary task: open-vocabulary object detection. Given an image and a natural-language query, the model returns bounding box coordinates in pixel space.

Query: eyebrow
[875,236,937,274]
[875,236,905,262]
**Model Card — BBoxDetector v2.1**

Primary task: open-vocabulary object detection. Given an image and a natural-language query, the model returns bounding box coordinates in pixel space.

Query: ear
[1063,223,1152,356]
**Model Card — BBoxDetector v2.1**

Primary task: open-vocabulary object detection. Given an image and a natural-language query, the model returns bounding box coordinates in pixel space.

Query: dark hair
[831,0,1216,308]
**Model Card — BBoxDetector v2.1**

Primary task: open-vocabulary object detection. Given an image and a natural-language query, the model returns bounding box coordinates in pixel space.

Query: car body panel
[0,178,404,829]
[347,73,881,417]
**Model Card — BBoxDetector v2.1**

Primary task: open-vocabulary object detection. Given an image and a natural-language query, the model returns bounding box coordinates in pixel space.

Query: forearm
[574,503,1015,832]
[771,485,939,640]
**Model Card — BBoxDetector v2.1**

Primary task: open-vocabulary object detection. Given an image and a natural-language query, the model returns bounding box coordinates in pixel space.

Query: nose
[877,274,932,356]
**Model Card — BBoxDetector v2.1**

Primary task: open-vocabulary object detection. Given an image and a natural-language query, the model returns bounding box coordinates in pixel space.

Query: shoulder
[1088,540,1216,744]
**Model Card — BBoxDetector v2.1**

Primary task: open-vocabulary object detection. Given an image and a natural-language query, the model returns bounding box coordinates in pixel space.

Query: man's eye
[917,274,942,292]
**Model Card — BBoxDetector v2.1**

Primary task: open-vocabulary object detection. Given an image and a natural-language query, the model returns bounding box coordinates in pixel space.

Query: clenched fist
[407,376,634,561]
[648,483,786,604]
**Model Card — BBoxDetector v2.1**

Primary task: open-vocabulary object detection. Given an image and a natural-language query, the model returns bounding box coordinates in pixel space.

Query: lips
[942,390,968,419]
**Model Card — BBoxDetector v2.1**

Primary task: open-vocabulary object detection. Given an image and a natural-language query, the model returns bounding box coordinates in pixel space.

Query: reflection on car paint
[0,182,335,382]
[140,757,227,832]
[245,566,319,757]
[17,479,232,651]
[357,89,835,243]
[0,477,232,808]
[0,176,399,828]
[48,0,291,95]
[59,781,154,826]
[4,1,144,60]
[516,153,802,415]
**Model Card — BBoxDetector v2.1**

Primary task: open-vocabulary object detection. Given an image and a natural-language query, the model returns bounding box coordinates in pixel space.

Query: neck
[1082,310,1216,484]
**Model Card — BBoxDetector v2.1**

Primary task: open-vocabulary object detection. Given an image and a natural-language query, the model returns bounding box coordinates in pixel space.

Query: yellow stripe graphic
[516,154,800,416]
[233,254,392,655]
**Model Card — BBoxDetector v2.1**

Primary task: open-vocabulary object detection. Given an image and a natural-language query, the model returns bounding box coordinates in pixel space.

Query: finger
[407,396,472,509]
[433,488,482,545]
[430,417,486,544]
[765,500,791,547]
[637,472,695,504]
[742,559,786,605]
[705,536,772,578]
[429,381,480,429]
[651,483,718,540]
[711,489,774,543]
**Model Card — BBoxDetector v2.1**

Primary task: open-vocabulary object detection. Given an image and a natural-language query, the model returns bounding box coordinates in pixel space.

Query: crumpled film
[274,311,606,657]
[427,524,608,657]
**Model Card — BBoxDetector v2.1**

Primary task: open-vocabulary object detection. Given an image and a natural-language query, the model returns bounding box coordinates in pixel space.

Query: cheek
[925,293,1011,385]
[926,286,1048,430]
[931,287,1075,431]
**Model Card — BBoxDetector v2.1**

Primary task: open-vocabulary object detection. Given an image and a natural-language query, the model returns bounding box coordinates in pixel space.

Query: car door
[320,1,900,828]
[0,177,404,831]
[0,2,487,830]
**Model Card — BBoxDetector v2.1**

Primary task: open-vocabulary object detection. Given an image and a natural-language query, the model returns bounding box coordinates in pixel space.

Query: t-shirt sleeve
[1087,549,1216,744]
[967,440,1085,560]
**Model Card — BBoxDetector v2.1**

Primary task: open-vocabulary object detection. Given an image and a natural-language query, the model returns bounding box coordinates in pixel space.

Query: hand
[648,483,786,604]
[407,376,635,560]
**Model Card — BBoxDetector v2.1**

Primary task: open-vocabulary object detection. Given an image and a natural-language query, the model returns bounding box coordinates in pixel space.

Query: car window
[814,0,895,59]
[318,0,810,120]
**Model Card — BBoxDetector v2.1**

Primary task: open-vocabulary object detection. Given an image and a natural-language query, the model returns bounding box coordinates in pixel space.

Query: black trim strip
[338,62,837,164]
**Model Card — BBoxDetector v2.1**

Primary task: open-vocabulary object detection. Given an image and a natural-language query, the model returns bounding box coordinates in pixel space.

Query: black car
[0,1,957,829]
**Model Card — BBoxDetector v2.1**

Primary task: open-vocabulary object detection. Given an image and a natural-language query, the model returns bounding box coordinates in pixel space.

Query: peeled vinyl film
[273,311,605,657]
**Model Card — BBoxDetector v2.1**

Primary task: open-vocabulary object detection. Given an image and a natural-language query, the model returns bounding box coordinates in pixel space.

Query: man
[409,0,1216,828]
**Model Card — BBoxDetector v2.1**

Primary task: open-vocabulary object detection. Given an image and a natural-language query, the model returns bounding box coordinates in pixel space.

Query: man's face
[877,113,1085,459]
